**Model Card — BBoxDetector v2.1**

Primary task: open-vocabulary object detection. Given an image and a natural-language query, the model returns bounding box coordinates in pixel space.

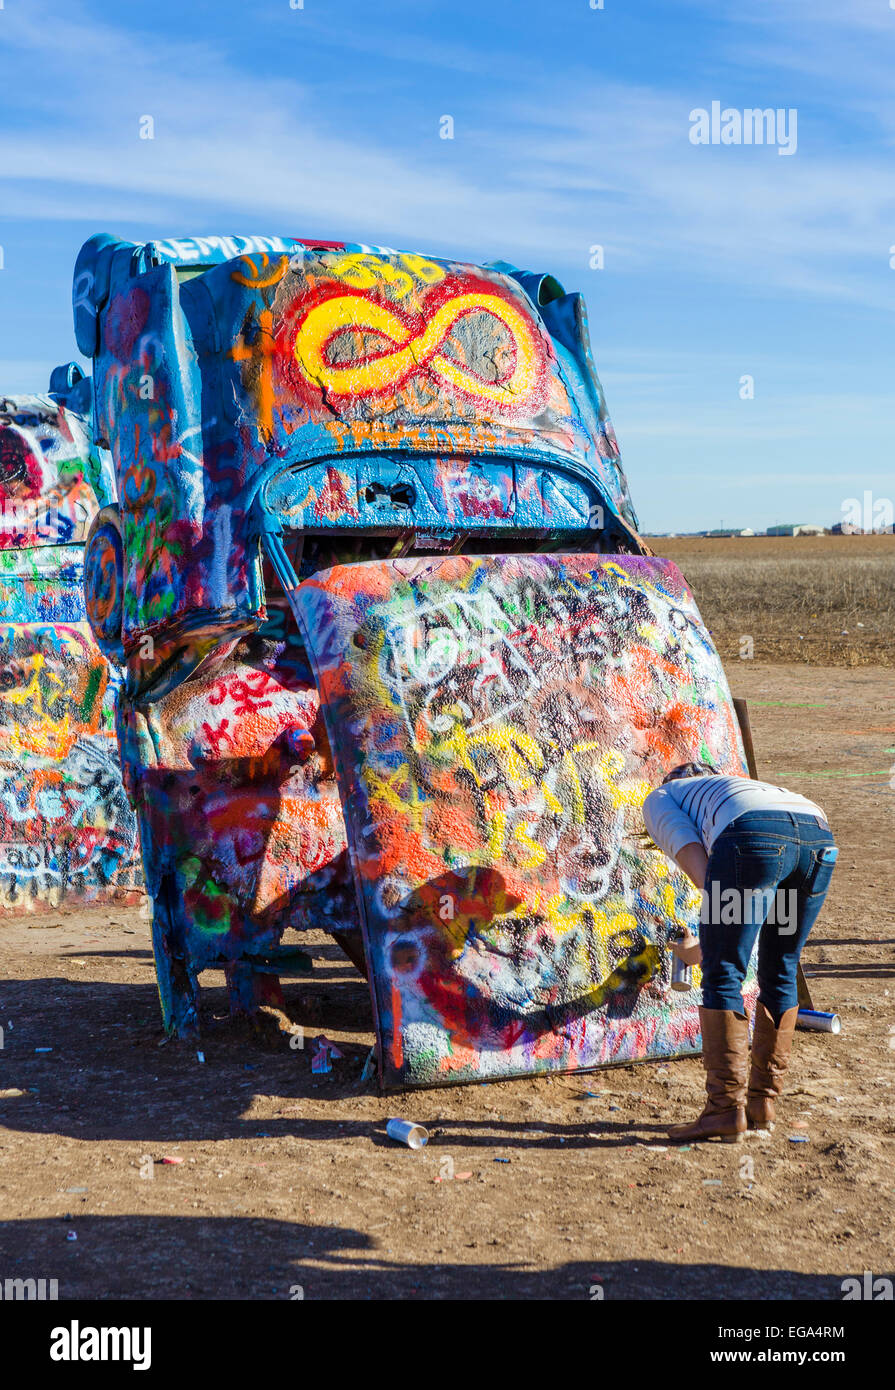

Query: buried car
[0,367,141,911]
[74,231,750,1087]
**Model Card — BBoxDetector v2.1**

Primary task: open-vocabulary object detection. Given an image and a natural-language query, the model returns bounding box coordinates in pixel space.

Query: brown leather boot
[747,1002,798,1130]
[668,1007,749,1143]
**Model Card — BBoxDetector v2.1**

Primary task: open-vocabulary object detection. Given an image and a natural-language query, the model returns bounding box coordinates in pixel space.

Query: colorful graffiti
[116,614,359,1035]
[295,554,751,1088]
[74,234,642,681]
[0,388,141,912]
[75,231,753,1079]
[75,234,649,1037]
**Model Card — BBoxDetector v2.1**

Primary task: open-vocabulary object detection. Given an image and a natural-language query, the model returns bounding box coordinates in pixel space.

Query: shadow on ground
[0,1214,868,1300]
[0,971,378,1143]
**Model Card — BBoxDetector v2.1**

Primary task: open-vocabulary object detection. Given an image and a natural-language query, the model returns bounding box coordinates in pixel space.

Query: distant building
[832,521,862,535]
[767,523,825,537]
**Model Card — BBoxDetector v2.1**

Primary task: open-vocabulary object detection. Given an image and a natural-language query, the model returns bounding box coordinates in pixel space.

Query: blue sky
[1,0,893,532]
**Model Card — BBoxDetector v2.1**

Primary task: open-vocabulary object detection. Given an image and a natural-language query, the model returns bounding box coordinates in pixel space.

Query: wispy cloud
[0,3,572,260]
[2,1,895,309]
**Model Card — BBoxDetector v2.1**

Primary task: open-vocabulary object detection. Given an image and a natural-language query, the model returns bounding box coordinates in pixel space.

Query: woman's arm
[642,787,708,965]
[674,840,709,889]
[669,841,708,964]
[643,787,707,878]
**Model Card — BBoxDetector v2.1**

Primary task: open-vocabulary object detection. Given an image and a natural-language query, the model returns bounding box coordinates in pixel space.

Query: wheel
[83,504,125,662]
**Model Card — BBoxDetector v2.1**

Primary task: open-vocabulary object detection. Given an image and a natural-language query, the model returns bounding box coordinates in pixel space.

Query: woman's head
[662,760,718,785]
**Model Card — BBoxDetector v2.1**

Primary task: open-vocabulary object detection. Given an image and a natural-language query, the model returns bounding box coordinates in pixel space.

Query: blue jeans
[698,810,837,1020]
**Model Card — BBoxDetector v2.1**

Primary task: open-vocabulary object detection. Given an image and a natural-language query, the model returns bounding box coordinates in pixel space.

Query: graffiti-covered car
[0,368,141,911]
[74,232,750,1087]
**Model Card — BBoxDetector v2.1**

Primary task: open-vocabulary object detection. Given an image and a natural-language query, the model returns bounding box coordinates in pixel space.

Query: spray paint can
[796,1009,841,1034]
[386,1118,429,1149]
[670,954,693,992]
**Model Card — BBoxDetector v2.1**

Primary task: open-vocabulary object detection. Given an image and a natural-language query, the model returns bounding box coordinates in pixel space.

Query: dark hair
[662,761,718,784]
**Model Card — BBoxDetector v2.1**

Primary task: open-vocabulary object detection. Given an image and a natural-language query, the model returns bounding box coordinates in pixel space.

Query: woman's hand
[671,933,702,966]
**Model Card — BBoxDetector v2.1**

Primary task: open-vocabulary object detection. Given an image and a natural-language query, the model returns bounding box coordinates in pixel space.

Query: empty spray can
[796,1009,841,1034]
[386,1118,429,1149]
[670,955,693,992]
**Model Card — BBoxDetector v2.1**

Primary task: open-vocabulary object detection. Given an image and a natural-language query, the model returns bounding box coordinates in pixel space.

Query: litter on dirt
[311,1034,344,1074]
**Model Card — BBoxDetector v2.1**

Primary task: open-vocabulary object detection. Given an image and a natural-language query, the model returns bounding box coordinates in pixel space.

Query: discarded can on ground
[386,1118,429,1149]
[670,955,693,992]
[796,1009,841,1034]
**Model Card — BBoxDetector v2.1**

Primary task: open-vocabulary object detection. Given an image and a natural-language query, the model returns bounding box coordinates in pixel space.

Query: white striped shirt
[642,776,827,858]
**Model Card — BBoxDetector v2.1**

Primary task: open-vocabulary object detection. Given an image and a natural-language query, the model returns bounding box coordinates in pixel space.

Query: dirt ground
[1,661,892,1301]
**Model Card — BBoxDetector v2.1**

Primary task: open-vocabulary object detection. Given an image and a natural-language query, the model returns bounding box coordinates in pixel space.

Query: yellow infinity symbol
[293,292,540,404]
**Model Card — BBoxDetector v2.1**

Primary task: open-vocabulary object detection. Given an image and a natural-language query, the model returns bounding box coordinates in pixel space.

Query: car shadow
[0,973,688,1148]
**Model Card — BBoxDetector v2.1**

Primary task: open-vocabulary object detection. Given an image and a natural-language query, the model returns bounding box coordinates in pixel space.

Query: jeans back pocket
[806,844,838,897]
[733,844,785,891]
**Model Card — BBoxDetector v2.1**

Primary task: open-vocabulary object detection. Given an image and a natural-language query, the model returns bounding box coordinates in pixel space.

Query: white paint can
[386,1118,429,1149]
[670,956,693,992]
[796,1009,841,1034]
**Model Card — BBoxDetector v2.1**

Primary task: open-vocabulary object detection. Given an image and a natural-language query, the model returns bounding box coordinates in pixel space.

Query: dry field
[652,534,895,668]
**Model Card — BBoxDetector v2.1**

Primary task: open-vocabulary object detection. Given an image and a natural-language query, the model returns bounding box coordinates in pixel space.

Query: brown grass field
[0,537,892,1300]
[651,533,895,667]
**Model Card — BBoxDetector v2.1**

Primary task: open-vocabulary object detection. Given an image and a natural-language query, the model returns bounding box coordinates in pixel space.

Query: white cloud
[0,3,570,262]
[2,0,894,312]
